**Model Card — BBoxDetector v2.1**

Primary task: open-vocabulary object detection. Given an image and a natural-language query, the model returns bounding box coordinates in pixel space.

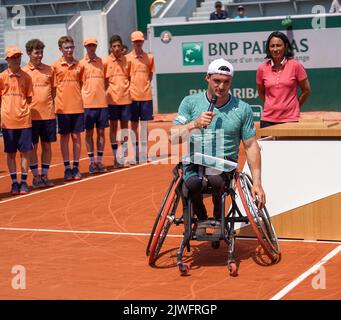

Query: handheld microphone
[203,95,217,128]
[207,95,218,112]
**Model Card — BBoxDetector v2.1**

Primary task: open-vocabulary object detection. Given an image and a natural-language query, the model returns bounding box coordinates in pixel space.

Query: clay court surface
[0,118,340,300]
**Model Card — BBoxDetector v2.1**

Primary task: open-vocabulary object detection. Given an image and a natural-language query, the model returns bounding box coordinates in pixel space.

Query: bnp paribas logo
[182,42,204,66]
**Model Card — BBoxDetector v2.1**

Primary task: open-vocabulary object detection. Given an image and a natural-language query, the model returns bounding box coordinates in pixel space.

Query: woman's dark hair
[265,31,294,59]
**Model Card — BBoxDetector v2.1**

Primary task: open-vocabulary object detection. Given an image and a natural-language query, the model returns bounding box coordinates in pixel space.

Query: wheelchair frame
[146,163,281,276]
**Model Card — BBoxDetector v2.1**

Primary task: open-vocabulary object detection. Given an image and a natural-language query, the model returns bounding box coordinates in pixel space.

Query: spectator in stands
[256,31,311,128]
[210,1,229,20]
[329,0,341,13]
[234,5,248,19]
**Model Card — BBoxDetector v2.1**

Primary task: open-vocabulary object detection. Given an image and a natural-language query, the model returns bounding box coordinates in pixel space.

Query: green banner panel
[157,68,341,114]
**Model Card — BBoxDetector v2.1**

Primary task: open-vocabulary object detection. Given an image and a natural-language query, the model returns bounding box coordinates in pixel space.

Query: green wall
[136,0,155,33]
[157,68,341,114]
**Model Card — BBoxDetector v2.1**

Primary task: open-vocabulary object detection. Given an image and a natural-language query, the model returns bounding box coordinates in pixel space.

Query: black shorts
[84,108,109,130]
[2,128,33,153]
[57,113,85,134]
[32,119,57,144]
[108,105,132,121]
[130,101,154,121]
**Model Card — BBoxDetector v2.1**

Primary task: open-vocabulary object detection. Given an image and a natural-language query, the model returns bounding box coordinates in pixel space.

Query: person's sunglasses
[63,46,75,50]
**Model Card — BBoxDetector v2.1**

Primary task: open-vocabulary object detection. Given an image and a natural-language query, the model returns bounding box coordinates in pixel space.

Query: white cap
[207,58,234,77]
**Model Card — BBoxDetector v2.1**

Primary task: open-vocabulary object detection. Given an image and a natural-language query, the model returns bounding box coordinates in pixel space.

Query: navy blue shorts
[108,105,132,121]
[32,119,57,144]
[130,101,154,121]
[2,128,33,153]
[84,108,109,130]
[57,113,85,135]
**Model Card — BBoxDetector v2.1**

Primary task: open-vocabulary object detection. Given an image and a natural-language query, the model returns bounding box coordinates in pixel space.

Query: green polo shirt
[173,92,256,178]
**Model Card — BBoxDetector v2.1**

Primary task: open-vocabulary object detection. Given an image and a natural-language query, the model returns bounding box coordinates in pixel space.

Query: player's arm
[298,78,311,107]
[171,112,215,131]
[170,112,215,144]
[170,95,217,144]
[242,136,266,209]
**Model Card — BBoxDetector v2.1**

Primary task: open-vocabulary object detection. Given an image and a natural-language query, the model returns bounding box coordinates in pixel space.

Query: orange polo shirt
[0,68,33,129]
[104,54,132,106]
[79,55,107,108]
[23,62,55,120]
[126,50,154,101]
[51,57,84,114]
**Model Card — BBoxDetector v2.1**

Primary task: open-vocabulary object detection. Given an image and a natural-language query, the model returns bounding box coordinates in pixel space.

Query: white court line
[0,156,88,180]
[270,245,341,300]
[1,226,341,246]
[236,237,341,245]
[0,227,181,238]
[0,156,170,205]
[0,155,126,179]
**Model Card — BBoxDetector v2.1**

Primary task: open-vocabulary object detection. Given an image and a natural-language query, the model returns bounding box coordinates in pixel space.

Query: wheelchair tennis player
[147,59,280,276]
[171,58,265,224]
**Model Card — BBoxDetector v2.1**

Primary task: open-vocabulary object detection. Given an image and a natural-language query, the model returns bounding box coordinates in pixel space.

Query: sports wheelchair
[146,162,281,276]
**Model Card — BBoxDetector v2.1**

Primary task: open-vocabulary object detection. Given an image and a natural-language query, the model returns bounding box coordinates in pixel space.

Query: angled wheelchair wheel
[236,172,281,263]
[147,167,183,265]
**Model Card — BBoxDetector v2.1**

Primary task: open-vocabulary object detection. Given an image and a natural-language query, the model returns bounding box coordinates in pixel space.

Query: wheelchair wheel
[236,172,281,263]
[147,173,182,265]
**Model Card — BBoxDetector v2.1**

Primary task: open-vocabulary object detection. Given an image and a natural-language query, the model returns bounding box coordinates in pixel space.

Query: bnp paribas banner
[148,15,341,115]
